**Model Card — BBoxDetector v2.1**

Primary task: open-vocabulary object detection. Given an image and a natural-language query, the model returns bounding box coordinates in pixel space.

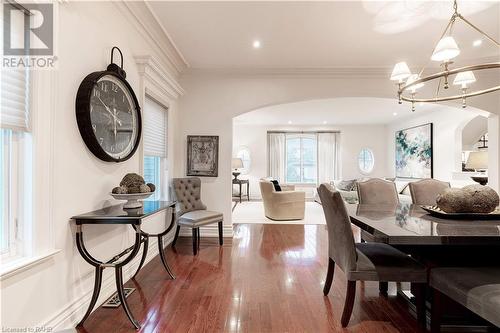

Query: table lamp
[232,158,244,180]
[465,151,488,185]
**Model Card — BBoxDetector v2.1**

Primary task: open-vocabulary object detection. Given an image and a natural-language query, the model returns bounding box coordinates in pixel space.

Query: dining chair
[409,178,450,206]
[172,177,223,255]
[356,178,399,205]
[318,183,427,327]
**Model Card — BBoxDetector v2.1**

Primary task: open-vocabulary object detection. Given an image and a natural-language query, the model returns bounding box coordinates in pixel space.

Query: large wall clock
[76,47,141,162]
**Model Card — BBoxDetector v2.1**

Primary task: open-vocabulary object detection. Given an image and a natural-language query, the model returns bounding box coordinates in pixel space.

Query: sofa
[259,180,306,220]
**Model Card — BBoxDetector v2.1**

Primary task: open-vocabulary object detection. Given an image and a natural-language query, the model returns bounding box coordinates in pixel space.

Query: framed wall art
[395,123,433,178]
[187,135,219,177]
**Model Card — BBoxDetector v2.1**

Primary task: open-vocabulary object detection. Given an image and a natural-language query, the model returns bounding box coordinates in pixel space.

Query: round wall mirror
[236,147,251,174]
[358,148,374,174]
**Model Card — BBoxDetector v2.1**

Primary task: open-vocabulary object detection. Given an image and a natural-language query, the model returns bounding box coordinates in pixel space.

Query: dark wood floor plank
[77,224,426,333]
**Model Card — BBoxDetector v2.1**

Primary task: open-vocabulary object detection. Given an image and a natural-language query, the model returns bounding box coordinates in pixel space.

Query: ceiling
[148,1,499,69]
[232,97,487,126]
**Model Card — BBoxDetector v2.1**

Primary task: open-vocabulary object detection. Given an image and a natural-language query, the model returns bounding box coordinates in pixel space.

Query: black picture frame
[186,135,219,177]
[395,123,433,179]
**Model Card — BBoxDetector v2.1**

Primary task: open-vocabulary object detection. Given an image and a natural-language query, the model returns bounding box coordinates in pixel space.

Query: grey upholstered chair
[356,178,399,205]
[430,267,500,332]
[172,177,223,255]
[318,184,427,327]
[409,178,450,206]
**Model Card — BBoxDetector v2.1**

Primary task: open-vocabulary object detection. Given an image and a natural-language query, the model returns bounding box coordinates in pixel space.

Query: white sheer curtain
[268,132,285,182]
[317,132,340,184]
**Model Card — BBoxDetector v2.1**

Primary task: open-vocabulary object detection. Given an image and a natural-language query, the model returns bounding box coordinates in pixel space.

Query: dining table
[346,202,500,330]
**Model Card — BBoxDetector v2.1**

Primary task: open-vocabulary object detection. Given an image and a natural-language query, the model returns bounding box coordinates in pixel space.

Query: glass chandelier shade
[453,71,476,88]
[390,62,411,82]
[431,36,461,62]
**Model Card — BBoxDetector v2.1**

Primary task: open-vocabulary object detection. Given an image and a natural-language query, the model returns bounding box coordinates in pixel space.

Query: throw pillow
[270,180,282,192]
[336,180,356,191]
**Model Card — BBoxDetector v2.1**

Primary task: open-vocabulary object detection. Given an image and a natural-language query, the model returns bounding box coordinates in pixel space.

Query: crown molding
[135,55,185,99]
[182,67,394,79]
[114,1,188,76]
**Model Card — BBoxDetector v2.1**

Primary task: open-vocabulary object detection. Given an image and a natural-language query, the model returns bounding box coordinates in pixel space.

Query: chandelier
[390,0,500,111]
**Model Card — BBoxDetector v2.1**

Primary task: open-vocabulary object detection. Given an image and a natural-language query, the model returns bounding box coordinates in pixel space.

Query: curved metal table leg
[77,266,104,326]
[132,235,149,279]
[158,235,176,279]
[115,266,140,329]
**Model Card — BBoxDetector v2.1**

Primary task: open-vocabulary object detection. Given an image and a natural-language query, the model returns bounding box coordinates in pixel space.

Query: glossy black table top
[71,200,176,225]
[346,203,500,245]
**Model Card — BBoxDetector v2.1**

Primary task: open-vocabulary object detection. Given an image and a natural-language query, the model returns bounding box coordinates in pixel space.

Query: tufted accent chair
[172,177,223,255]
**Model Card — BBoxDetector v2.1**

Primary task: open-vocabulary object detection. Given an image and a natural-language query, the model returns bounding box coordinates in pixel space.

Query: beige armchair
[259,180,305,220]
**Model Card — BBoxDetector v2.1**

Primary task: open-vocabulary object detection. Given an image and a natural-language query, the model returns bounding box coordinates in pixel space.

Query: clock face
[89,75,139,160]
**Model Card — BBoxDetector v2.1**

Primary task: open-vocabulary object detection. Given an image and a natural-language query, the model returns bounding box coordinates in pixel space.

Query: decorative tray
[421,205,500,220]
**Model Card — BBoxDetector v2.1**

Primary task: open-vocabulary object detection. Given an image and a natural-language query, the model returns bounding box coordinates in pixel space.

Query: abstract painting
[395,123,433,178]
[187,136,219,177]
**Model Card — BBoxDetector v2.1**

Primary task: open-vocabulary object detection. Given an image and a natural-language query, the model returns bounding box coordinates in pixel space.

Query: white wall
[386,106,485,182]
[232,123,388,199]
[1,2,183,329]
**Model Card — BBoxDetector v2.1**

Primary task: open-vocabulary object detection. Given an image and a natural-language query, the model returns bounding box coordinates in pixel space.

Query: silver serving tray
[421,205,500,220]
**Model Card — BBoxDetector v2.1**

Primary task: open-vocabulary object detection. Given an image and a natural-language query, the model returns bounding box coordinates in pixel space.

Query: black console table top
[72,200,176,224]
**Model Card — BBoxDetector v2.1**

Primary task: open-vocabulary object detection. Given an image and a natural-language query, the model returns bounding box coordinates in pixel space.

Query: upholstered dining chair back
[357,178,399,205]
[317,183,357,273]
[409,178,450,205]
[172,177,207,216]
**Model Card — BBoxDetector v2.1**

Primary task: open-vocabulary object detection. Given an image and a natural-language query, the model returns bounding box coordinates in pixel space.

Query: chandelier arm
[457,14,500,47]
[401,85,500,103]
[399,63,500,93]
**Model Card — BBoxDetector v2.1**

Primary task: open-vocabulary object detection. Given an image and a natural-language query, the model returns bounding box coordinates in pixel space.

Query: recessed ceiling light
[322,120,327,124]
[473,39,482,47]
[253,40,261,49]
[287,120,292,124]
[393,112,398,116]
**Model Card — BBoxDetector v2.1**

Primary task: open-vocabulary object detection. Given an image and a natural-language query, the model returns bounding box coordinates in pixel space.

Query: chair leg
[323,257,335,296]
[197,228,200,251]
[192,228,198,255]
[172,225,180,247]
[431,288,443,333]
[413,283,427,328]
[218,221,223,246]
[379,281,388,296]
[341,280,357,327]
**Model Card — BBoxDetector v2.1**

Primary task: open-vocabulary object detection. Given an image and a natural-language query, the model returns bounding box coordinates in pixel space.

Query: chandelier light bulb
[453,71,476,89]
[431,36,461,62]
[390,62,411,82]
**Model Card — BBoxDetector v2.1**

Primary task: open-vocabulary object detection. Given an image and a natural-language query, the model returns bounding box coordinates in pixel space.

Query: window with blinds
[143,97,168,201]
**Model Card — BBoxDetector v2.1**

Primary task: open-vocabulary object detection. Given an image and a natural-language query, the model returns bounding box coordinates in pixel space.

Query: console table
[232,178,250,203]
[71,200,176,329]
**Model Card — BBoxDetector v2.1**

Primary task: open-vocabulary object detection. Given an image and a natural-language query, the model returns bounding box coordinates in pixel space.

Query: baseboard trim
[43,233,175,330]
[178,224,234,238]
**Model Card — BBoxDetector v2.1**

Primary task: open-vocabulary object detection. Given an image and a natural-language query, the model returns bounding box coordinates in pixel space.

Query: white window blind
[1,69,30,132]
[143,97,167,157]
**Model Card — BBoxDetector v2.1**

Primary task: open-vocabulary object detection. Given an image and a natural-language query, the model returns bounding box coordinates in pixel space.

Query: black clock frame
[75,48,142,163]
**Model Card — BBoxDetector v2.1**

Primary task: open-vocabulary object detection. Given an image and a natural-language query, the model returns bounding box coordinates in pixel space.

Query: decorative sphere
[139,184,151,193]
[120,173,145,194]
[147,183,156,192]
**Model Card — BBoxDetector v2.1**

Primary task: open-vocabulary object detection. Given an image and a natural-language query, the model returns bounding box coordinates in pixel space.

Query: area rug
[232,201,326,225]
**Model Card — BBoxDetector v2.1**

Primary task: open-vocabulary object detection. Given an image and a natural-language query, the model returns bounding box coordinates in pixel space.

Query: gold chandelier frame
[396,0,500,109]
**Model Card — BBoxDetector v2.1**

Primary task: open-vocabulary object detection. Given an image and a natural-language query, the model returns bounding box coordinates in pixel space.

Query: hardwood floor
[77,224,426,333]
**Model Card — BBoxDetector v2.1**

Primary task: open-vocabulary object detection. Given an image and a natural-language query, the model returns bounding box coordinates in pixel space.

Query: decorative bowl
[421,205,500,220]
[110,192,153,209]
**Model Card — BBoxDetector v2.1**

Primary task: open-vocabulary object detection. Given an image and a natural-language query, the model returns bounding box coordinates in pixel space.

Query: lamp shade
[431,36,460,62]
[232,158,244,169]
[390,62,411,82]
[405,74,424,92]
[453,71,476,88]
[465,151,488,170]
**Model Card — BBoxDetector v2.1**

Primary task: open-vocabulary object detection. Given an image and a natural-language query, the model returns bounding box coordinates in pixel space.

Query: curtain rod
[267,130,340,134]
